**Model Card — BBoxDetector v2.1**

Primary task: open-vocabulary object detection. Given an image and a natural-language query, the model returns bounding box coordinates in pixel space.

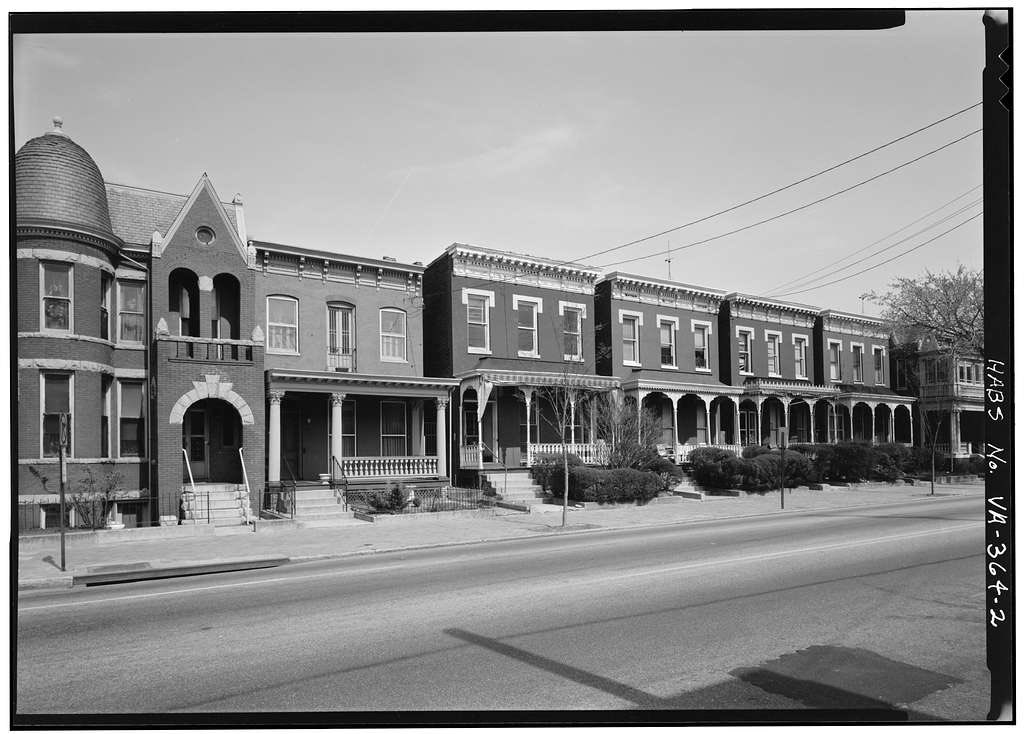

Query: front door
[184,408,208,481]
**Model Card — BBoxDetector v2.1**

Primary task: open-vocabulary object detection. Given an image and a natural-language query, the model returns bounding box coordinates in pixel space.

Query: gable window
[100,273,112,341]
[692,321,711,371]
[851,344,864,383]
[380,308,407,362]
[463,288,495,354]
[737,329,754,374]
[512,295,542,358]
[328,304,355,371]
[118,281,145,343]
[559,302,584,362]
[119,381,145,457]
[620,312,642,366]
[793,335,808,379]
[267,296,299,354]
[380,401,407,456]
[42,373,72,457]
[41,261,73,332]
[828,340,842,381]
[873,347,885,384]
[658,316,678,368]
[766,331,782,376]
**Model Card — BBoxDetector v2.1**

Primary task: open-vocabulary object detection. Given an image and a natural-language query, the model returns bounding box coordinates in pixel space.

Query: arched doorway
[874,404,893,443]
[788,399,813,444]
[643,392,676,447]
[709,396,737,444]
[182,398,244,483]
[852,403,874,442]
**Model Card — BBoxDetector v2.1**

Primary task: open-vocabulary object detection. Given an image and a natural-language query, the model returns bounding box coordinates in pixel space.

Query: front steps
[482,470,545,507]
[181,484,250,526]
[292,486,358,525]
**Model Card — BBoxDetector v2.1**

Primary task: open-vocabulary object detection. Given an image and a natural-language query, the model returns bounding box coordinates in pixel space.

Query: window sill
[563,355,584,362]
[695,368,712,374]
[660,364,678,370]
[115,342,146,350]
[623,360,642,368]
[467,348,491,356]
[266,350,301,356]
[768,372,783,378]
[380,357,409,363]
[516,352,541,359]
[739,371,755,377]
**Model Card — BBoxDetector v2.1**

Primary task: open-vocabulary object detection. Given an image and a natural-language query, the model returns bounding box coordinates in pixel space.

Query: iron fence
[259,482,296,519]
[345,485,495,515]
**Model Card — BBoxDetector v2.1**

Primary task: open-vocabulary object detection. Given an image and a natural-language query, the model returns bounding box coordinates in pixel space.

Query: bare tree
[534,377,588,529]
[873,267,984,495]
[591,392,662,469]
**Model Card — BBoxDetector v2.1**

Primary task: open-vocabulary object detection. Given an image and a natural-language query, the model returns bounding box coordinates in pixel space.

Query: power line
[771,211,983,298]
[597,127,982,269]
[584,101,982,261]
[762,184,983,296]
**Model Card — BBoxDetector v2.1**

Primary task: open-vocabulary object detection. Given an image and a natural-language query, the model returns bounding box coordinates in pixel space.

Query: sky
[12,10,986,315]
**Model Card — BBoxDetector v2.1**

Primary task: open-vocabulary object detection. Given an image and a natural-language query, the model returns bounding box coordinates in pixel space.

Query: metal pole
[59,413,68,571]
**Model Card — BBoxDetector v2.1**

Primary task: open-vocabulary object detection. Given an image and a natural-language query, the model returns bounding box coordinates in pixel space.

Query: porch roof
[621,372,742,396]
[267,369,459,397]
[741,377,841,399]
[456,368,620,392]
[835,386,916,406]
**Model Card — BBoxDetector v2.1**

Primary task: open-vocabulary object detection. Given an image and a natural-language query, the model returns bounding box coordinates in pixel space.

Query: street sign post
[59,413,68,572]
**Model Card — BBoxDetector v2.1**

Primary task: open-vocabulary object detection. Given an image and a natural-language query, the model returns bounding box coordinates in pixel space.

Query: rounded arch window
[195,226,216,245]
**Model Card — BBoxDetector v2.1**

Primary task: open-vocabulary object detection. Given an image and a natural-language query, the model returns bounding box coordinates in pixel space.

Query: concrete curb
[18,491,974,593]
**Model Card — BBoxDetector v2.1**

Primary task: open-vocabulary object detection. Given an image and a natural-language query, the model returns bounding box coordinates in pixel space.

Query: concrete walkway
[16,482,984,591]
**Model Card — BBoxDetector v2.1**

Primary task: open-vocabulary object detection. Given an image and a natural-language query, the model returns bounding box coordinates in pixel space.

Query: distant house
[423,244,619,484]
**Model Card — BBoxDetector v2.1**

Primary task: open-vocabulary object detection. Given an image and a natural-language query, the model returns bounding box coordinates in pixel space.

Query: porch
[265,370,459,486]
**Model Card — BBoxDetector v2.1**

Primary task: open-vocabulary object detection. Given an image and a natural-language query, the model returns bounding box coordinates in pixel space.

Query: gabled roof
[159,175,248,262]
[105,181,238,248]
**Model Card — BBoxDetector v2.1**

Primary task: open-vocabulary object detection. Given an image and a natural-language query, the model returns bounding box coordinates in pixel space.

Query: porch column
[951,408,961,454]
[268,390,284,483]
[734,401,741,445]
[888,405,895,444]
[783,399,791,446]
[847,404,854,442]
[329,392,346,475]
[699,396,711,445]
[637,390,649,443]
[520,387,535,466]
[670,395,680,457]
[754,399,763,446]
[569,394,577,446]
[869,403,878,444]
[908,407,914,446]
[435,396,448,478]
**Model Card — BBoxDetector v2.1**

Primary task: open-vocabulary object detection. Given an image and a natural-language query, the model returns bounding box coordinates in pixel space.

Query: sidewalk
[17,482,984,591]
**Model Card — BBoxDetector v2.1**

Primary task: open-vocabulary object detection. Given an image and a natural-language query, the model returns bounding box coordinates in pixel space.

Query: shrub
[638,455,683,491]
[558,466,662,504]
[688,446,736,467]
[952,455,986,476]
[828,442,875,482]
[530,451,584,494]
[873,443,914,473]
[787,443,817,457]
[741,445,772,459]
[364,483,417,513]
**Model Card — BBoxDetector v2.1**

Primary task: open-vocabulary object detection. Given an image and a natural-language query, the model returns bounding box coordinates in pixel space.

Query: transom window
[622,314,640,365]
[42,373,72,457]
[380,401,407,456]
[380,308,407,362]
[267,296,299,354]
[118,281,145,343]
[561,305,583,361]
[737,329,753,373]
[852,344,864,382]
[693,323,710,371]
[659,319,676,367]
[41,261,73,332]
[794,336,808,379]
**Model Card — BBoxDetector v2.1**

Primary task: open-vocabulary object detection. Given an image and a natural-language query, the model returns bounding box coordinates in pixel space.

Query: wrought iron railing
[327,348,355,372]
[345,485,494,516]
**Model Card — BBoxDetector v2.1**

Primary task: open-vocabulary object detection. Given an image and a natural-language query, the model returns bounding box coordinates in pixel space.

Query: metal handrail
[331,456,349,510]
[281,455,299,516]
[239,447,254,528]
[182,448,196,494]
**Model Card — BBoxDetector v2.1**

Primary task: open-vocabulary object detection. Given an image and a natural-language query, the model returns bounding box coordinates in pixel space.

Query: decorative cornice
[16,219,124,254]
[447,242,601,281]
[725,292,820,316]
[601,272,725,301]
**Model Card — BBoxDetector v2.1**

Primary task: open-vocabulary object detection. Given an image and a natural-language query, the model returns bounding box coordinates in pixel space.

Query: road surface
[17,495,988,721]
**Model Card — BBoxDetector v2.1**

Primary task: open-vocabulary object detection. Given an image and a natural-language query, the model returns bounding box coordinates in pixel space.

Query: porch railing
[676,443,744,463]
[460,444,483,470]
[340,456,439,478]
[934,442,981,456]
[526,442,609,467]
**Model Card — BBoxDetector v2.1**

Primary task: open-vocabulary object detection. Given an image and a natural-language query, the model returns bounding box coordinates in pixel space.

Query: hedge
[543,465,662,504]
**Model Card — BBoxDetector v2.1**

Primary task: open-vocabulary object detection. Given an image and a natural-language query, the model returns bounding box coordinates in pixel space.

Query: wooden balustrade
[340,456,439,478]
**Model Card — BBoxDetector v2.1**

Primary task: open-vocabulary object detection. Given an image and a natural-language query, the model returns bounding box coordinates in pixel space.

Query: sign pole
[59,413,68,572]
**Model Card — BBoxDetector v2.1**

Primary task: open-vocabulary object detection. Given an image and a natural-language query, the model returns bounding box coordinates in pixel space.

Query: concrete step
[293,488,339,501]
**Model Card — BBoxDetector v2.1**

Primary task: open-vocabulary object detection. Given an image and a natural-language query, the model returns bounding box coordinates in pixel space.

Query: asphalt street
[16,495,987,721]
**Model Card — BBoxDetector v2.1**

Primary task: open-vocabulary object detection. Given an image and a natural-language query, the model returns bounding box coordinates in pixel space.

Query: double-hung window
[100,375,112,458]
[766,332,782,376]
[659,316,678,368]
[380,308,407,361]
[559,302,584,361]
[512,295,542,358]
[380,401,407,456]
[267,296,299,354]
[620,312,642,365]
[692,322,711,371]
[852,344,864,383]
[828,341,842,381]
[42,373,72,457]
[100,273,112,340]
[41,261,73,332]
[118,281,145,343]
[119,381,145,457]
[793,335,808,379]
[327,304,355,371]
[873,347,885,384]
[737,329,753,374]
[463,289,494,354]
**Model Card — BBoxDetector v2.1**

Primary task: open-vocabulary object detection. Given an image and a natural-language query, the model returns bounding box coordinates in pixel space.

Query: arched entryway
[182,398,244,483]
[760,396,787,447]
[168,268,200,337]
[643,392,676,447]
[851,403,874,442]
[709,396,737,444]
[676,394,709,446]
[874,404,893,443]
[894,404,913,444]
[788,399,813,444]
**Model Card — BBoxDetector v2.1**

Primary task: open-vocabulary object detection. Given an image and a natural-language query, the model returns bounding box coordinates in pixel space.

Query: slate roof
[105,182,239,248]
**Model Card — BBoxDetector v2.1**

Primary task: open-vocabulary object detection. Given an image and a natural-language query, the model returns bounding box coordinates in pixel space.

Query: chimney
[232,194,247,244]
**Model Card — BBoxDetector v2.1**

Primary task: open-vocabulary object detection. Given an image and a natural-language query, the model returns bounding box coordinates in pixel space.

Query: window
[118,281,145,343]
[924,359,937,385]
[873,347,885,384]
[766,332,782,376]
[828,341,842,380]
[793,336,808,379]
[41,261,73,332]
[42,373,72,457]
[622,314,640,365]
[693,322,711,371]
[852,344,864,382]
[119,382,145,457]
[463,288,494,354]
[381,401,407,456]
[513,295,542,357]
[100,273,112,340]
[195,226,215,245]
[380,308,407,361]
[100,376,112,458]
[560,304,583,361]
[737,329,753,373]
[896,359,907,389]
[659,317,677,367]
[328,304,355,371]
[267,296,299,354]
